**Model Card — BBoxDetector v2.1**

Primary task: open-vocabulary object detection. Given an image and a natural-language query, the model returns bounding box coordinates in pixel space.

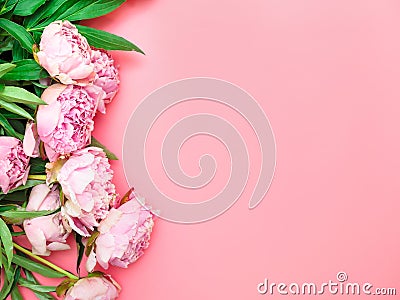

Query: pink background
[29,0,400,299]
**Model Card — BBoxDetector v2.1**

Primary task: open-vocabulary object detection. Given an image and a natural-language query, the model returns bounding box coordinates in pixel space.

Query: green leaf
[0,217,13,267]
[11,285,23,300]
[0,109,26,119]
[30,158,47,174]
[0,209,57,222]
[24,269,37,282]
[33,85,45,97]
[0,205,19,213]
[0,99,33,120]
[8,119,25,134]
[0,86,46,105]
[0,36,13,52]
[12,254,66,278]
[0,9,13,20]
[76,25,144,53]
[12,41,24,61]
[0,19,35,53]
[14,0,46,16]
[2,59,48,81]
[54,0,125,23]
[90,136,118,160]
[12,40,29,61]
[9,120,26,134]
[23,270,56,300]
[0,112,24,139]
[9,267,21,300]
[18,278,56,293]
[0,242,3,267]
[0,179,44,195]
[0,0,18,15]
[0,63,15,78]
[30,291,56,300]
[2,190,27,204]
[0,266,18,300]
[24,0,72,28]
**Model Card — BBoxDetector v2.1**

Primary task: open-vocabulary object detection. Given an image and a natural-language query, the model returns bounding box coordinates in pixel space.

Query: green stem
[27,174,47,181]
[13,243,79,280]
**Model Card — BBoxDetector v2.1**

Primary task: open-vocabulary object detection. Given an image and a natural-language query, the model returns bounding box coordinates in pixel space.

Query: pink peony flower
[65,275,120,300]
[47,147,116,237]
[91,49,120,114]
[37,84,103,161]
[23,184,70,256]
[23,121,39,158]
[86,190,154,271]
[37,20,94,85]
[0,137,30,193]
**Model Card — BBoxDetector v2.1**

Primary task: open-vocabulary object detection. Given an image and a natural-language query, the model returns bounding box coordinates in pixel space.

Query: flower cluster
[0,20,152,300]
[36,20,120,160]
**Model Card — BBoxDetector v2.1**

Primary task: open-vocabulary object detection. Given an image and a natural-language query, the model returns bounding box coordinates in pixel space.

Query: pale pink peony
[91,49,120,114]
[86,191,154,271]
[23,184,70,256]
[0,137,30,193]
[37,20,94,85]
[47,147,116,237]
[23,121,39,158]
[65,276,120,300]
[37,84,103,161]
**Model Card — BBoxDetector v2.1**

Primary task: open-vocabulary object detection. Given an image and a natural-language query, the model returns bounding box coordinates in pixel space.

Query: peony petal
[85,249,97,272]
[63,200,81,217]
[98,209,123,234]
[22,165,30,185]
[23,220,49,256]
[26,184,51,211]
[0,136,19,149]
[23,122,39,157]
[40,84,67,105]
[47,242,70,251]
[95,234,115,269]
[0,173,10,194]
[66,62,94,80]
[66,168,95,195]
[37,99,62,137]
[44,143,59,162]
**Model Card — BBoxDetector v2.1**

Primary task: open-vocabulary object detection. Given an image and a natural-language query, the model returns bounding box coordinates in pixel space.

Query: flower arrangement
[0,1,154,299]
